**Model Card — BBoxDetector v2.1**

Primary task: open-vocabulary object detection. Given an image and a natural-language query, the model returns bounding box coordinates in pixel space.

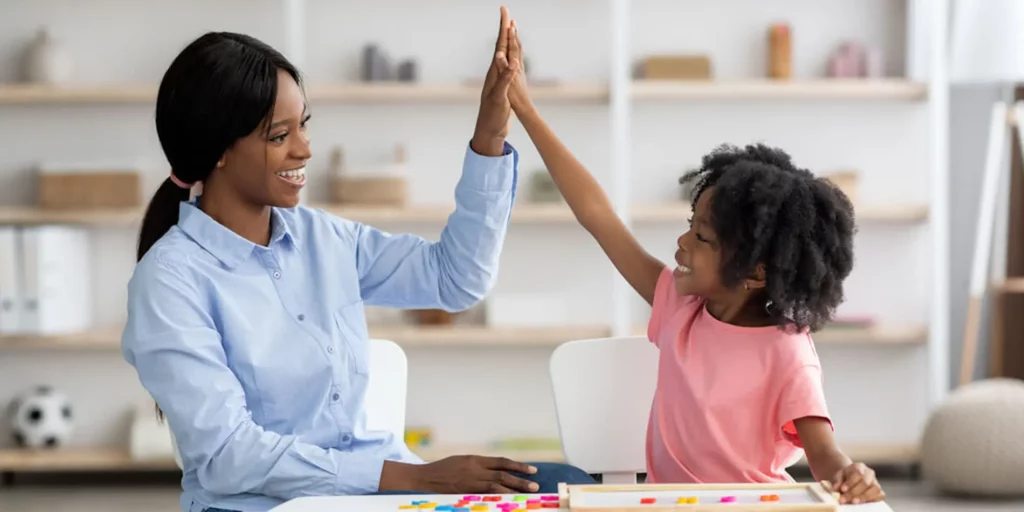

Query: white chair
[361,338,409,439]
[170,338,409,469]
[549,336,660,484]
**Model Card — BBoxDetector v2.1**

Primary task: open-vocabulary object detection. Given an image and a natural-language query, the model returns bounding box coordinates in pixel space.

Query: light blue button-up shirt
[121,143,518,512]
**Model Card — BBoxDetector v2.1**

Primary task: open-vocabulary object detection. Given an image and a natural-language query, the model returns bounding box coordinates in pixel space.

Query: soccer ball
[8,386,74,449]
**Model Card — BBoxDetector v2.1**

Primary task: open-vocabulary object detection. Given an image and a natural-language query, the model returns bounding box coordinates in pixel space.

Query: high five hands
[471,6,532,157]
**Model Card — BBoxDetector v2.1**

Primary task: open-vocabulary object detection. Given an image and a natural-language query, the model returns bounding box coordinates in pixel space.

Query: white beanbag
[920,378,1024,496]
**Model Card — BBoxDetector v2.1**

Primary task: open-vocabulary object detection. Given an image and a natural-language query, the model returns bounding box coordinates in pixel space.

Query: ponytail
[138,178,191,421]
[136,179,192,262]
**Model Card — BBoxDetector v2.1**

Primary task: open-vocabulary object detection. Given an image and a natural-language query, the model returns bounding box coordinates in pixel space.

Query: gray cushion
[921,378,1024,496]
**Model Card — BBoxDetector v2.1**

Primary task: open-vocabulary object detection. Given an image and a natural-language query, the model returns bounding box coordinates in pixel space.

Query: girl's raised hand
[506,20,534,115]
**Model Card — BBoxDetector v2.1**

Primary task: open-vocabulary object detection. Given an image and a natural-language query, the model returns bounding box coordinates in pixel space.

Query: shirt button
[273,271,281,279]
[327,346,334,353]
[342,435,351,442]
[332,393,340,401]
[298,314,305,321]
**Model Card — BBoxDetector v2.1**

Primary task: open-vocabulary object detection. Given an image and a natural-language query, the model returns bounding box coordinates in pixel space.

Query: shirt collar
[177,198,298,269]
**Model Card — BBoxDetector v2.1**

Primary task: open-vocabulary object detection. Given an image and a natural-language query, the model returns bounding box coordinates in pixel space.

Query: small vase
[25,27,73,84]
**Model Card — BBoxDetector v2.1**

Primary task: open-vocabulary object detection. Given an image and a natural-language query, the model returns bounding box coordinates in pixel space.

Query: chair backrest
[361,338,409,438]
[169,338,409,469]
[549,336,659,484]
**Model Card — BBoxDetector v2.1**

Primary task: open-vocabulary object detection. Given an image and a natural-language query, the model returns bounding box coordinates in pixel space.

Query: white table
[269,493,896,511]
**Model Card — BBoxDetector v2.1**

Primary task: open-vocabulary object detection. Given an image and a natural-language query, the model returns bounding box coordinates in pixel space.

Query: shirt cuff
[459,140,518,192]
[334,448,388,495]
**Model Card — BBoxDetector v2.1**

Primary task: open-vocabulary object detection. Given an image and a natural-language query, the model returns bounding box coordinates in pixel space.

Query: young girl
[500,22,884,506]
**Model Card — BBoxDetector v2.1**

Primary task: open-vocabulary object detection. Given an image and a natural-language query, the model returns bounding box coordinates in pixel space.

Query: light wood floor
[1,481,1023,512]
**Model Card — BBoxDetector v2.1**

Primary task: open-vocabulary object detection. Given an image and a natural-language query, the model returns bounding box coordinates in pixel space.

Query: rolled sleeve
[121,259,385,499]
[457,140,518,194]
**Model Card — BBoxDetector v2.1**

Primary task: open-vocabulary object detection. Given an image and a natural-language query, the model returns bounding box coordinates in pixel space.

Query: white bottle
[25,27,73,84]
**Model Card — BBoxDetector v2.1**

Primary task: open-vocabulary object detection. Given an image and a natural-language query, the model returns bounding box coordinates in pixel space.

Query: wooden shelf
[0,82,606,105]
[0,204,577,227]
[631,79,927,101]
[0,448,178,472]
[0,206,143,226]
[0,327,125,350]
[314,203,579,224]
[0,323,923,351]
[307,82,608,102]
[0,325,610,351]
[0,80,926,104]
[996,277,1024,293]
[814,324,928,346]
[371,324,609,347]
[0,202,926,227]
[632,203,929,224]
[0,84,157,104]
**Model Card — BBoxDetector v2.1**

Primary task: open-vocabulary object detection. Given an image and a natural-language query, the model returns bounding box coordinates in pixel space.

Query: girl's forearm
[514,106,615,229]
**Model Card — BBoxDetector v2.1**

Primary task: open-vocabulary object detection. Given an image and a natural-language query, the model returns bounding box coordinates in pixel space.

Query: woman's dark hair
[142,32,300,420]
[680,143,856,333]
[136,31,302,262]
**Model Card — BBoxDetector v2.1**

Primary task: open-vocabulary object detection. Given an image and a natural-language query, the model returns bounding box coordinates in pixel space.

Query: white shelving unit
[0,0,948,472]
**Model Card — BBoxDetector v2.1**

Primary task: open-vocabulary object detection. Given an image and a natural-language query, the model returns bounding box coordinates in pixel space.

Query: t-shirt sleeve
[776,364,832,447]
[646,266,677,347]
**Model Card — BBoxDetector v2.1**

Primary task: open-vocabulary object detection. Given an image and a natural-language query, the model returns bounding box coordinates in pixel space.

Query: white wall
[0,0,946,452]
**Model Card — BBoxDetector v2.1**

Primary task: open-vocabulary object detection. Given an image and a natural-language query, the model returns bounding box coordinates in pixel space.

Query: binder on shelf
[0,227,20,334]
[14,226,92,336]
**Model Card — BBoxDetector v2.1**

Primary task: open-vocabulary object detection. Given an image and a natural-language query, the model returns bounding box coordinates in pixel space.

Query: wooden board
[559,482,840,511]
[0,448,177,472]
[0,325,611,351]
[0,202,927,227]
[0,83,607,104]
[631,79,927,101]
[0,81,927,104]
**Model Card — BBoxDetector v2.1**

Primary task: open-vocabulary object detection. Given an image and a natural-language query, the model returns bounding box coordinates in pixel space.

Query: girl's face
[673,187,727,298]
[218,69,312,208]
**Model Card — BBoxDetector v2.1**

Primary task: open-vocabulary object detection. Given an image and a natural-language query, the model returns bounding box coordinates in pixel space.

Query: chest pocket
[334,301,370,376]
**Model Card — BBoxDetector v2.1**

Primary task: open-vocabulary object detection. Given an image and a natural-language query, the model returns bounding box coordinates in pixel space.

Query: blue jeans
[372,462,595,495]
[201,462,594,511]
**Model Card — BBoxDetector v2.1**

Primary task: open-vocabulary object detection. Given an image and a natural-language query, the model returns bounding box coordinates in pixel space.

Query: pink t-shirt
[645,266,831,484]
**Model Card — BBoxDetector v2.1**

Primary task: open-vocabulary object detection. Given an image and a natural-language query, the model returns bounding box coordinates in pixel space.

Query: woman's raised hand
[470,6,521,157]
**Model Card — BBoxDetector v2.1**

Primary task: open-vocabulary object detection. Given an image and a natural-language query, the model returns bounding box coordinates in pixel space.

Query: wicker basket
[331,176,406,205]
[329,144,408,206]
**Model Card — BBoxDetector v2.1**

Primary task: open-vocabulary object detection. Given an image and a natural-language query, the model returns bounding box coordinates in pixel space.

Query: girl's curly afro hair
[680,143,856,333]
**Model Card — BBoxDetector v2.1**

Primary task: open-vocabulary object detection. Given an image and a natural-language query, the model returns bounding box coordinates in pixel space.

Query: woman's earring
[765,300,774,314]
[744,282,749,291]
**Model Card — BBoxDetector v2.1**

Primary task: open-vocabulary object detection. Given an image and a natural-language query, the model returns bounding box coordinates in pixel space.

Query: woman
[121,8,593,512]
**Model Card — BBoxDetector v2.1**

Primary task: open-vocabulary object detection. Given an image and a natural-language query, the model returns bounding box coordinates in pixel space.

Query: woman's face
[218,69,311,208]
